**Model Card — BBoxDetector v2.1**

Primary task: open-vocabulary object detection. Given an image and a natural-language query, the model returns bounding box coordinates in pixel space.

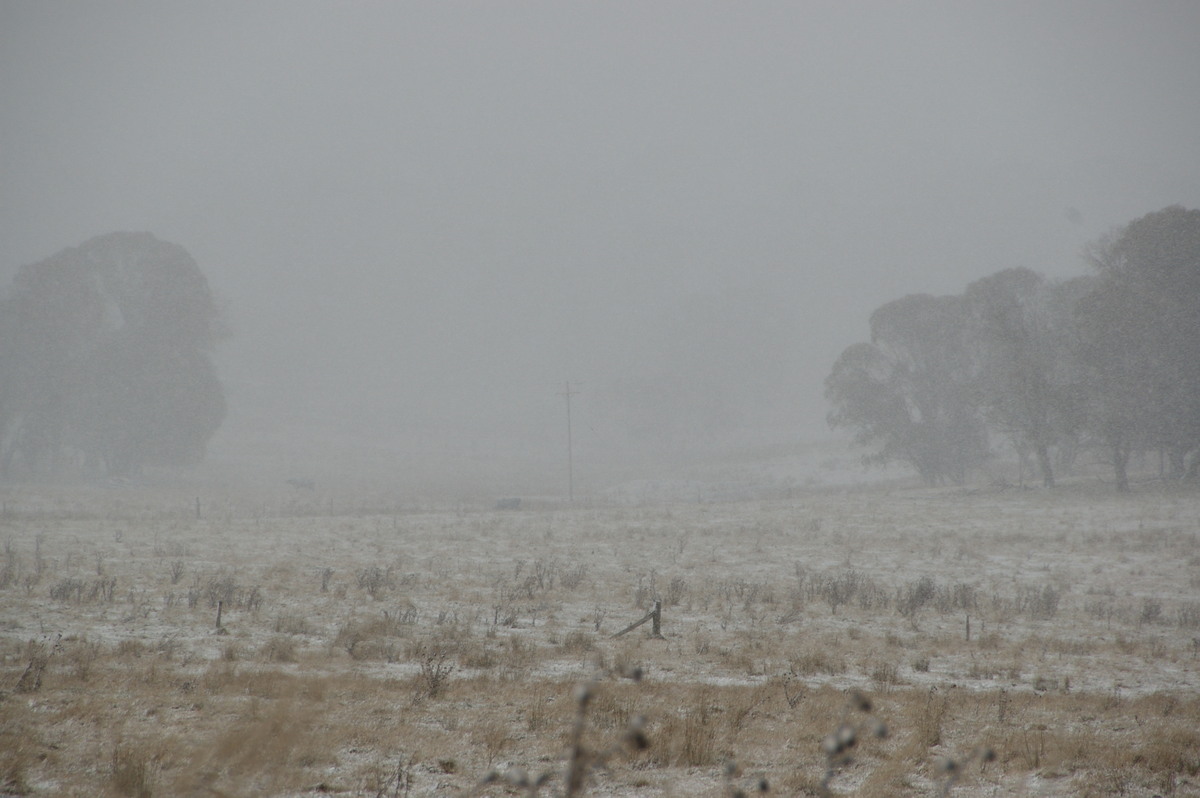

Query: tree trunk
[1035,444,1055,488]
[1113,443,1131,492]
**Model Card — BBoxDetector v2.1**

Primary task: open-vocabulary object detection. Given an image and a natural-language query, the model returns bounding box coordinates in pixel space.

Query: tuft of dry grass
[111,743,155,797]
[653,696,718,768]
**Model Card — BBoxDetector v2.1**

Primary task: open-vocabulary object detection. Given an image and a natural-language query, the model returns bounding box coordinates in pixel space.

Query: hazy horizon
[4,2,1200,493]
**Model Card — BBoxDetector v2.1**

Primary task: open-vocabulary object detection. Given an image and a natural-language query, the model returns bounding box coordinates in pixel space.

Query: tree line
[826,205,1200,491]
[0,232,225,478]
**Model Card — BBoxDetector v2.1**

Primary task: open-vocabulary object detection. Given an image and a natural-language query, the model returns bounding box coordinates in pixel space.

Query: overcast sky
[3,2,1199,488]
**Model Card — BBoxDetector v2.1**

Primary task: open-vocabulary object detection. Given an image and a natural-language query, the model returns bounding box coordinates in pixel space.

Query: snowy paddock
[2,479,1199,796]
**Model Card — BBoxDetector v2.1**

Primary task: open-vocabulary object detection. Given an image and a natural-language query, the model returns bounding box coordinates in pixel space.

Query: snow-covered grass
[1,476,1198,796]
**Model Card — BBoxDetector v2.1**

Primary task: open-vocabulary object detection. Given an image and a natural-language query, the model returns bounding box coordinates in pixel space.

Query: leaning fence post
[612,600,665,639]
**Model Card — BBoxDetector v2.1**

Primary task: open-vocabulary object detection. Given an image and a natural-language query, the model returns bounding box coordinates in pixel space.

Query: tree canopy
[963,268,1085,487]
[1078,205,1200,488]
[826,293,988,485]
[827,206,1200,490]
[0,232,225,477]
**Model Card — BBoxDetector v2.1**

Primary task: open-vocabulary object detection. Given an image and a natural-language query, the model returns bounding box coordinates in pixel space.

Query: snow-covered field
[1,472,1198,796]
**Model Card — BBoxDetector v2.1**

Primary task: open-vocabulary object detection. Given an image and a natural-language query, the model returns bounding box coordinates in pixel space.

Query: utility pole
[559,381,581,502]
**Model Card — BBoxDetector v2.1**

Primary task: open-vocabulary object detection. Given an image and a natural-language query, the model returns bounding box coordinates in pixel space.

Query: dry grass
[2,481,1199,795]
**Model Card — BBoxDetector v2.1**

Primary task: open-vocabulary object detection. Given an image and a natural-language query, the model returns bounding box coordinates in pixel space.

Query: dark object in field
[286,479,315,490]
[495,497,521,510]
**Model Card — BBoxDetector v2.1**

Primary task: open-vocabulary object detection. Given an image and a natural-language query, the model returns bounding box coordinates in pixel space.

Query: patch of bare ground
[2,480,1199,795]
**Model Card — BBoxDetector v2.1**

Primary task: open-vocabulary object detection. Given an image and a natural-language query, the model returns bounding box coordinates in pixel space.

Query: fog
[4,2,1200,494]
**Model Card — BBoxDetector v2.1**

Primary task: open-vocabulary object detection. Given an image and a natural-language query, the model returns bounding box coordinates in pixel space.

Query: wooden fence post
[613,600,664,639]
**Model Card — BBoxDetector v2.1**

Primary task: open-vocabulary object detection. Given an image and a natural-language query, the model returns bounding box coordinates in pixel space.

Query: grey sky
[3,2,1199,488]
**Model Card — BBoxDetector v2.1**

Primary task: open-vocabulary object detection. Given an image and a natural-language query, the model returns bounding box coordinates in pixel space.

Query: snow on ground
[1,466,1198,795]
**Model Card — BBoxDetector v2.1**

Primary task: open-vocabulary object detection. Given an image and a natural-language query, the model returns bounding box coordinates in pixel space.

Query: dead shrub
[273,612,315,636]
[789,650,846,676]
[498,634,535,670]
[561,630,596,654]
[116,639,147,659]
[262,635,298,663]
[725,684,769,732]
[870,661,901,693]
[1176,601,1200,629]
[65,636,104,682]
[912,689,948,753]
[559,563,587,590]
[333,610,417,661]
[897,575,937,617]
[357,566,394,600]
[1006,725,1047,771]
[473,720,512,766]
[15,634,61,693]
[664,576,688,606]
[414,643,456,698]
[48,577,85,602]
[526,694,556,732]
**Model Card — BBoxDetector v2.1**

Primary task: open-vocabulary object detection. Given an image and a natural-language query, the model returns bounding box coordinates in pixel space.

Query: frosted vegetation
[1,474,1198,796]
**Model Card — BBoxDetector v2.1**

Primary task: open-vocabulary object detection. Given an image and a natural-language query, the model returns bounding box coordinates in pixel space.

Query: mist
[4,2,1200,494]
